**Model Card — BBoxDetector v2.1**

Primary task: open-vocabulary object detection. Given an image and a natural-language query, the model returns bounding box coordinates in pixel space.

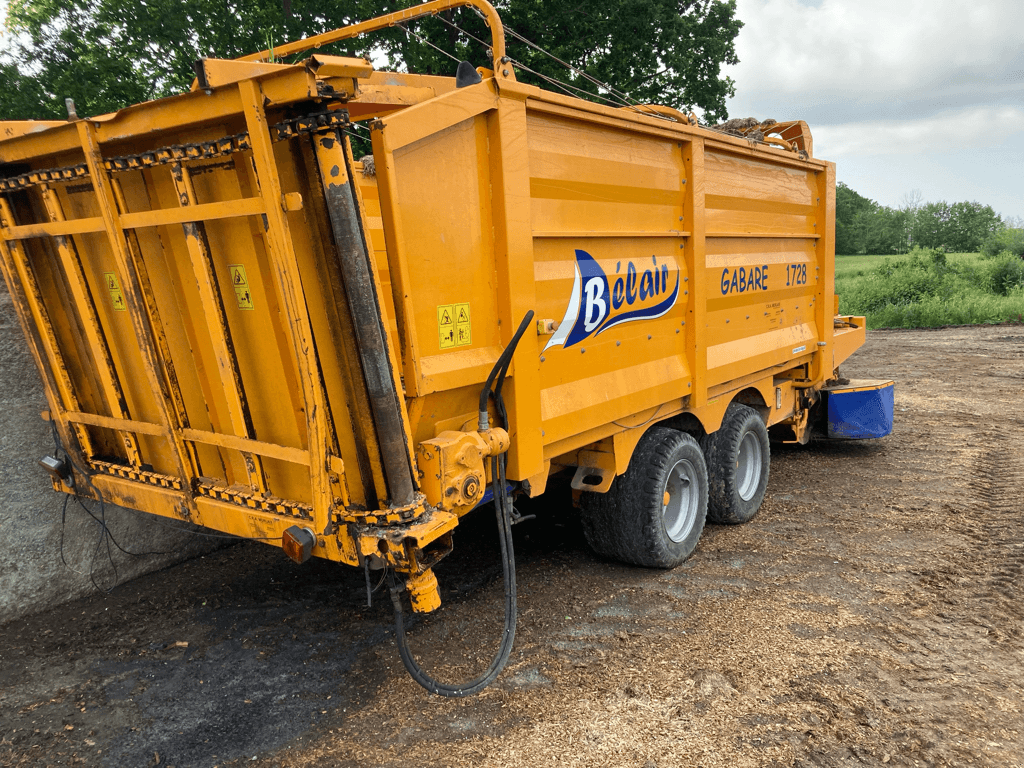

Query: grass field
[835,250,1024,329]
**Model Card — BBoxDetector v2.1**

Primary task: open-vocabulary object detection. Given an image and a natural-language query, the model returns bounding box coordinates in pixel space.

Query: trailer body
[0,1,890,622]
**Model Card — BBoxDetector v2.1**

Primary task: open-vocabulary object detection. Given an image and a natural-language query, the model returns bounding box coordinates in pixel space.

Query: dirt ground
[1,324,1022,768]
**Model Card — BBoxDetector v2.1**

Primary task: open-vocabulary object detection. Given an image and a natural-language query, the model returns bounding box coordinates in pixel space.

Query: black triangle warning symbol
[106,275,116,290]
[457,307,468,322]
[233,268,244,285]
[440,310,452,325]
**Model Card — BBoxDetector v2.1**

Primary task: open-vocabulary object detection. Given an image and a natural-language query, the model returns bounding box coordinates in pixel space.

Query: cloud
[725,0,1024,123]
[813,105,1024,157]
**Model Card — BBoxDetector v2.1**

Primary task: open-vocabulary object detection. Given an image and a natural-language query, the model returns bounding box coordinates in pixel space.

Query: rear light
[282,526,316,564]
[39,455,73,487]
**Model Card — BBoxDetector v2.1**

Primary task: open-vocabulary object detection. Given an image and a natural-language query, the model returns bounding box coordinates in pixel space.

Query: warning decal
[228,264,254,310]
[454,303,472,346]
[102,272,127,311]
[437,303,471,349]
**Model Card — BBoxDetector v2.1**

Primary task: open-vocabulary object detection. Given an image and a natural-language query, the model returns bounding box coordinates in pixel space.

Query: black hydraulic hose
[478,311,536,430]
[390,310,534,697]
[389,465,515,697]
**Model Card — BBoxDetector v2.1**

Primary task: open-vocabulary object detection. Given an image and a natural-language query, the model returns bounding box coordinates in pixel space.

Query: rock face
[0,284,221,625]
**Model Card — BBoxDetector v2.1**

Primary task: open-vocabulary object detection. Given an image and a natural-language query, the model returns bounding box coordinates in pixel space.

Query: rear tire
[580,427,708,568]
[702,403,770,524]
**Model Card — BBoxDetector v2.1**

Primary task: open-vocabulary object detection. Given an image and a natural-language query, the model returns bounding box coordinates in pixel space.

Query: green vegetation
[836,183,1004,256]
[981,227,1024,258]
[836,249,1024,329]
[0,0,742,122]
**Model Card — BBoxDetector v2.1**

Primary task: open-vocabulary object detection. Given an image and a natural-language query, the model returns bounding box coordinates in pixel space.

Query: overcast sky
[723,0,1024,221]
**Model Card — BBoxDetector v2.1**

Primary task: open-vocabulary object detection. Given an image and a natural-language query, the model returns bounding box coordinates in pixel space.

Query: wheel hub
[736,431,762,501]
[662,458,700,543]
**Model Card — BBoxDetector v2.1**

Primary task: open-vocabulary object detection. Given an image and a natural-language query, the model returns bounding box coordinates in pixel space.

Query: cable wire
[396,21,462,64]
[389,310,534,697]
[49,422,284,593]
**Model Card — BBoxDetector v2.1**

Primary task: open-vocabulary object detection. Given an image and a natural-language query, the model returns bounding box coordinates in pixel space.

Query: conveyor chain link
[89,459,184,491]
[88,459,314,520]
[0,110,351,192]
[195,481,314,520]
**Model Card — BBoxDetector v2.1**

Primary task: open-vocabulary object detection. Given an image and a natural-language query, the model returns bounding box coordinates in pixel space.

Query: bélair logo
[544,249,680,351]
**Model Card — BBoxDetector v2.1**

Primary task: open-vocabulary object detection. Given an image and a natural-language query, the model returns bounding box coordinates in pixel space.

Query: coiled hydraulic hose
[390,310,534,697]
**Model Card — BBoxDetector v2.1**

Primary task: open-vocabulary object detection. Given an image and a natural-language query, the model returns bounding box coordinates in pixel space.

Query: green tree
[912,201,1002,252]
[943,201,1003,252]
[980,227,1024,258]
[0,0,742,121]
[835,181,876,255]
[863,205,908,255]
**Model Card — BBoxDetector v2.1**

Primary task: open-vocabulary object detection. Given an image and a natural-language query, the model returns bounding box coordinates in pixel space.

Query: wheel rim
[663,458,701,543]
[736,431,762,501]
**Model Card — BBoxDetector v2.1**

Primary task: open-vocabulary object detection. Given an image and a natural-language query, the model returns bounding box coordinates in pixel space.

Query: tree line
[0,0,742,122]
[836,182,1009,256]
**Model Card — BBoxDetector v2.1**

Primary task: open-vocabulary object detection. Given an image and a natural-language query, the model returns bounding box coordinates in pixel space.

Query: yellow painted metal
[406,569,442,614]
[0,3,866,581]
[417,428,510,516]
[237,0,514,85]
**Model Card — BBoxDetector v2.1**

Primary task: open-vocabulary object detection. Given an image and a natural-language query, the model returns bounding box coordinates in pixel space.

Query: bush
[836,249,1024,328]
[988,252,1024,296]
[980,228,1024,258]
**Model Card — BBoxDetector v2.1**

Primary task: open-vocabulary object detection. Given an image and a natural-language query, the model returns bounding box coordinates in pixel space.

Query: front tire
[702,403,770,524]
[580,427,708,568]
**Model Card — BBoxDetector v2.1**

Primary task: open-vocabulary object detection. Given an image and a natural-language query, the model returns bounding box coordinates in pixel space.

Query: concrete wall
[1,283,220,624]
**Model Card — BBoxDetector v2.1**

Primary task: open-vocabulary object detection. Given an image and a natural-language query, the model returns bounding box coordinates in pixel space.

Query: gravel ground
[1,323,1022,768]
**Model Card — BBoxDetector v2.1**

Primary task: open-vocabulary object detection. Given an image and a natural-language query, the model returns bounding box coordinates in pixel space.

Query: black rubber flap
[455,60,483,88]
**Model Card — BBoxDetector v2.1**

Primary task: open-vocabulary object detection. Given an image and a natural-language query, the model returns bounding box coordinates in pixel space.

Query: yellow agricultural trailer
[0,0,892,695]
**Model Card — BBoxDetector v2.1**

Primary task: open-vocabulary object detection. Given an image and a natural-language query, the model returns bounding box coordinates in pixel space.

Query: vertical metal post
[0,195,94,459]
[77,121,201,520]
[812,163,836,381]
[168,162,268,494]
[487,97,542,480]
[682,138,707,407]
[37,184,143,468]
[108,176,202,479]
[238,78,336,521]
[311,128,416,507]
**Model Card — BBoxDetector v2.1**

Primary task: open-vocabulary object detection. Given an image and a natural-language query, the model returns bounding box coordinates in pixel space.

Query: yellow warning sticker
[102,272,127,311]
[437,304,456,349]
[454,302,472,347]
[437,303,472,349]
[228,264,254,310]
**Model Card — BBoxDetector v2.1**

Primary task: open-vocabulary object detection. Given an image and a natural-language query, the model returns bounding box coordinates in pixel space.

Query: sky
[722,0,1024,222]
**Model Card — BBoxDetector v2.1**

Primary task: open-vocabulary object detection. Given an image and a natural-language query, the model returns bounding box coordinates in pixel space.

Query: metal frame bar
[169,161,269,493]
[238,78,335,524]
[4,198,268,239]
[238,0,512,84]
[77,121,202,520]
[38,184,144,467]
[0,194,95,459]
[682,137,707,408]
